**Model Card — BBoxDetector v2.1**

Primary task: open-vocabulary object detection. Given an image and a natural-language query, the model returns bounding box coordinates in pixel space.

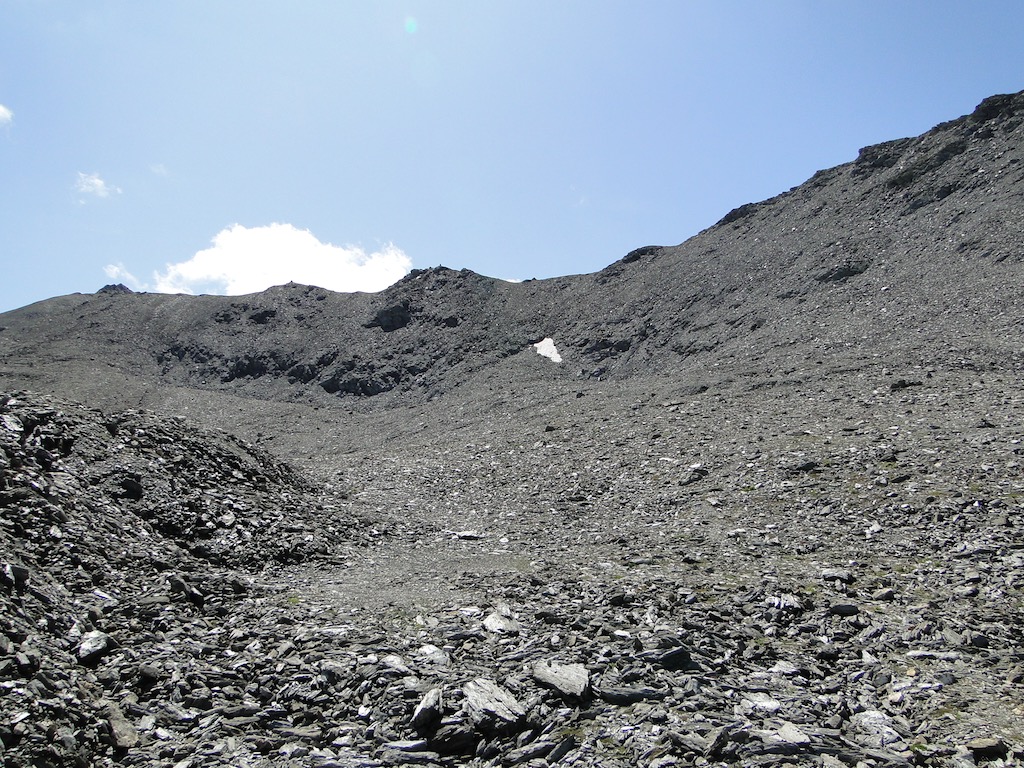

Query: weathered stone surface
[597,685,668,704]
[411,687,443,731]
[482,611,520,634]
[105,703,138,750]
[848,710,905,749]
[77,630,115,664]
[462,678,525,731]
[828,602,859,616]
[531,659,589,698]
[967,737,1007,760]
[774,721,811,745]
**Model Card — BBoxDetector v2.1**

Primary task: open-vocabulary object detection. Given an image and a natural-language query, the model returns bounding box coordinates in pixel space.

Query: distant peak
[400,266,455,282]
[97,283,133,295]
[396,265,488,287]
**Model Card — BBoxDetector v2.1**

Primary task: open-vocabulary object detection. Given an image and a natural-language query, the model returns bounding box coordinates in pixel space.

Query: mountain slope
[1,92,1022,414]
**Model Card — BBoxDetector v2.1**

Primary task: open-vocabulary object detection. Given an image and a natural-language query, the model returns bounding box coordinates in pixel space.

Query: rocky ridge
[1,93,1023,412]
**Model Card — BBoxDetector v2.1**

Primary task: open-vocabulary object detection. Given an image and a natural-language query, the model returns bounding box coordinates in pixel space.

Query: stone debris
[77,630,116,665]
[2,383,1024,766]
[411,687,443,731]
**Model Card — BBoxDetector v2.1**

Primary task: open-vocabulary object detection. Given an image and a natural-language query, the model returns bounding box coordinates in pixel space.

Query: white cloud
[0,104,12,125]
[76,172,121,199]
[104,263,143,290]
[143,223,412,295]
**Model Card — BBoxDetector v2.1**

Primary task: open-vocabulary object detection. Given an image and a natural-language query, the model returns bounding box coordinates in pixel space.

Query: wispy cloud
[0,104,12,125]
[107,223,412,296]
[76,172,121,199]
[103,263,142,288]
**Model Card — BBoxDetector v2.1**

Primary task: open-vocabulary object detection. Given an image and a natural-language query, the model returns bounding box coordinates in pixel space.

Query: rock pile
[4,369,1021,767]
[0,391,366,767]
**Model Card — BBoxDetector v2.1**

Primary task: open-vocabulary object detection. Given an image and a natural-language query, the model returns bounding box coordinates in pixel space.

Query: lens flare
[404,16,418,34]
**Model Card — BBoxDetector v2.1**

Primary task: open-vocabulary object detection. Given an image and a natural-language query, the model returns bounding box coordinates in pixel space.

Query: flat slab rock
[462,678,525,729]
[531,659,590,698]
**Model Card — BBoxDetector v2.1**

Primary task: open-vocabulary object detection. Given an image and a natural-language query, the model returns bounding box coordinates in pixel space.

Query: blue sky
[2,2,1023,312]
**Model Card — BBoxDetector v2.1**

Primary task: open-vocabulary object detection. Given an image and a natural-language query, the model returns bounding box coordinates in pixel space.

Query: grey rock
[531,660,589,699]
[411,687,443,731]
[597,685,668,704]
[462,678,525,732]
[848,710,905,749]
[381,739,430,752]
[105,703,139,749]
[829,602,859,616]
[821,568,855,584]
[774,721,811,745]
[546,735,577,764]
[966,736,1007,760]
[483,612,521,634]
[1,562,29,591]
[430,719,478,755]
[77,630,116,664]
[637,645,692,670]
[504,739,558,764]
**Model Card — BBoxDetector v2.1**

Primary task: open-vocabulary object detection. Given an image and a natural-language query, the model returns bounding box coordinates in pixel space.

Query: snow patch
[533,338,562,363]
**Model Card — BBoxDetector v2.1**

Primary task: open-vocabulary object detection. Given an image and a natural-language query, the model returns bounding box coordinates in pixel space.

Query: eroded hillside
[1,92,1023,768]
[1,93,1022,415]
